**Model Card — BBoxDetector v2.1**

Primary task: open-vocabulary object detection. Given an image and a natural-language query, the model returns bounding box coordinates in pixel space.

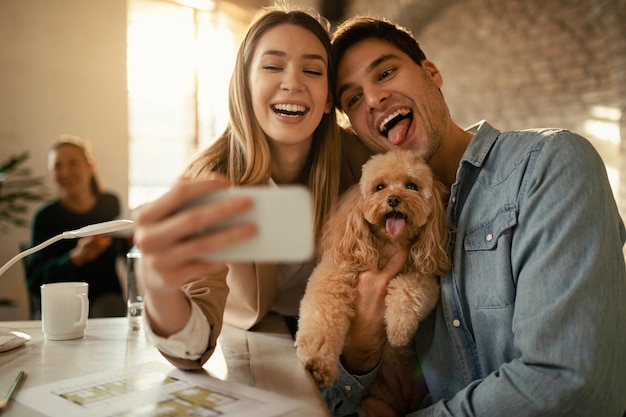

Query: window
[127,0,248,208]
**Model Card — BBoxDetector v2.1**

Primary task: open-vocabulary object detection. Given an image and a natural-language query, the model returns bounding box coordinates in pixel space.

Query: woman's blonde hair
[49,134,102,195]
[185,5,341,242]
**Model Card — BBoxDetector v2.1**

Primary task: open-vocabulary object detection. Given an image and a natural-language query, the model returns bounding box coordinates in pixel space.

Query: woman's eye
[263,65,282,71]
[376,184,386,192]
[304,68,324,76]
[407,183,418,191]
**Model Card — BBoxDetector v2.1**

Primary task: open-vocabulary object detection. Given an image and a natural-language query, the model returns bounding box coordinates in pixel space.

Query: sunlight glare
[583,105,622,145]
[178,0,215,11]
[127,0,239,209]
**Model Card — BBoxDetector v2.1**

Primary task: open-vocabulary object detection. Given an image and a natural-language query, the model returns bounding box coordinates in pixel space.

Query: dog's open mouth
[386,211,407,237]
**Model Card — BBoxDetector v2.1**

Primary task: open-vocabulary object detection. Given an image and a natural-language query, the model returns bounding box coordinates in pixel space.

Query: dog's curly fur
[295,150,450,413]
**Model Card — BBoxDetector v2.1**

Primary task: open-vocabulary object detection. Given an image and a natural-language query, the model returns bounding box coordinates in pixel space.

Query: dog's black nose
[387,195,400,207]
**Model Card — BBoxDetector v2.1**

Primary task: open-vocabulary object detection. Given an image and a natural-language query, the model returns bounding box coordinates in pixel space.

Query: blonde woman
[27,135,127,318]
[133,6,372,369]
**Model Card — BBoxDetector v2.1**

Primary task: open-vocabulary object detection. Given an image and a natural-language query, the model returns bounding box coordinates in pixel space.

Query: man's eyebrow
[337,53,398,100]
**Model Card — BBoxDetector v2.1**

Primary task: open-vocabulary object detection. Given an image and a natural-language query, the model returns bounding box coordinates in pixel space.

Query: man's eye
[376,184,386,192]
[346,93,361,108]
[407,183,418,191]
[379,68,393,81]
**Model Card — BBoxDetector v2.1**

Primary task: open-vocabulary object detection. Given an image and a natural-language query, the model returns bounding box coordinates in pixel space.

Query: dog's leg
[295,263,357,386]
[385,273,439,347]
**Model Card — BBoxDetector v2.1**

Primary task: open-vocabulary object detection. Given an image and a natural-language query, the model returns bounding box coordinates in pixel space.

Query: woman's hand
[132,175,258,336]
[69,235,112,267]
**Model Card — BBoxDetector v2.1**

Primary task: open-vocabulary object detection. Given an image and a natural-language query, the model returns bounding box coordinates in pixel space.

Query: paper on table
[0,328,31,353]
[17,361,307,417]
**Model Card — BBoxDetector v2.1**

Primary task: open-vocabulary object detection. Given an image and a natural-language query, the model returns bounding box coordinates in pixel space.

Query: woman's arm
[133,176,257,338]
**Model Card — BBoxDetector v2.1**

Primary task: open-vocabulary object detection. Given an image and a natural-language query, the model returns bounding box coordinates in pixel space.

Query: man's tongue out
[386,214,406,237]
[387,118,411,145]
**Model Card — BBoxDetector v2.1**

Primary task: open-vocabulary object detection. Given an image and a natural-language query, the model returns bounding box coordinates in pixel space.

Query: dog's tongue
[386,216,406,237]
[387,118,411,145]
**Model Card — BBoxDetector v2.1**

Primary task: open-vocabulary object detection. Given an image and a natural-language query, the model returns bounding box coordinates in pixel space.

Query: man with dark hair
[324,16,626,417]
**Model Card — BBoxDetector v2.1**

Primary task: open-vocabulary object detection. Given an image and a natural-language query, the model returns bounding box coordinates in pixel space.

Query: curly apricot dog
[296,150,450,414]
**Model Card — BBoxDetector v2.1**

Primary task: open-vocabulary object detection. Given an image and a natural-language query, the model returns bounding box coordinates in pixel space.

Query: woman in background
[133,5,372,369]
[27,135,128,318]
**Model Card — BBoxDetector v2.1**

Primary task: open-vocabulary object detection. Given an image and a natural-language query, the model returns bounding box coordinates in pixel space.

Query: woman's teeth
[272,103,307,116]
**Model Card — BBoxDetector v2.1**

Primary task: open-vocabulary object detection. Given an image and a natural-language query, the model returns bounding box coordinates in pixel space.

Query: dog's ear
[410,178,450,275]
[320,185,377,268]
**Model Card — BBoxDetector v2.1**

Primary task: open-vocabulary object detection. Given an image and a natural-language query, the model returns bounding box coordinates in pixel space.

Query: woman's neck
[59,191,97,213]
[269,140,312,185]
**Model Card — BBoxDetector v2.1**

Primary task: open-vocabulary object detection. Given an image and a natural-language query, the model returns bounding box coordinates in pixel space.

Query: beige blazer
[164,131,373,370]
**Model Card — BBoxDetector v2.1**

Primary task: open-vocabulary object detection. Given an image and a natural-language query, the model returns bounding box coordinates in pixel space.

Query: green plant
[0,152,50,232]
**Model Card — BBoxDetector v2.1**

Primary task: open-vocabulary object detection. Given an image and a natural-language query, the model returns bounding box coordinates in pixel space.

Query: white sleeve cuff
[144,299,211,360]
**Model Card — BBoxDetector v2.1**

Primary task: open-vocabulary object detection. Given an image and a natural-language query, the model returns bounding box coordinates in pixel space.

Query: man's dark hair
[330,17,427,105]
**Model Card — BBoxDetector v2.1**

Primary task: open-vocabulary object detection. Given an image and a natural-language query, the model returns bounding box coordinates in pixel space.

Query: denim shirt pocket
[462,204,518,351]
[464,204,517,251]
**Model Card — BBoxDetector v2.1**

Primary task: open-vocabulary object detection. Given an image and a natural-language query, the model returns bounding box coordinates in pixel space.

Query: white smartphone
[185,185,315,262]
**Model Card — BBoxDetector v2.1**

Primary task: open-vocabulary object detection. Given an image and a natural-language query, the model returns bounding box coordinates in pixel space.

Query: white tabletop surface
[0,315,329,416]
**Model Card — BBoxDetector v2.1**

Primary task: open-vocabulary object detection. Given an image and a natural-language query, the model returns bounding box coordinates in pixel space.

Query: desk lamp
[0,219,134,278]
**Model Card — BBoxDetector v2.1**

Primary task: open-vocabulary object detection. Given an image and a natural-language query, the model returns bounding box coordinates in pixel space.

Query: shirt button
[344,385,352,391]
[486,233,493,242]
[452,319,461,328]
[451,196,456,203]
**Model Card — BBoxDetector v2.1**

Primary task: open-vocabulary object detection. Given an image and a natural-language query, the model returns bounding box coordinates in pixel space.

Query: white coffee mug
[40,282,89,340]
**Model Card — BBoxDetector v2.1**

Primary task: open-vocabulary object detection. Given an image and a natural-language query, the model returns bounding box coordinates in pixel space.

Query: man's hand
[360,397,398,417]
[341,250,408,374]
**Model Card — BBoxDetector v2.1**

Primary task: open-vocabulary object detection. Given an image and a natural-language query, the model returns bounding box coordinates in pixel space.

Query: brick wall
[347,0,626,216]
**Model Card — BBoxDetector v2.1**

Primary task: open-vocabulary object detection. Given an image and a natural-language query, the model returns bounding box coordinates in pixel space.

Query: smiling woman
[25,135,130,319]
[130,5,373,373]
[246,23,333,184]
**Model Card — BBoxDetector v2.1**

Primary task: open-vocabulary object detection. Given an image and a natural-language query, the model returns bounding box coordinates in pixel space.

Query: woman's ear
[88,162,97,179]
[324,94,332,114]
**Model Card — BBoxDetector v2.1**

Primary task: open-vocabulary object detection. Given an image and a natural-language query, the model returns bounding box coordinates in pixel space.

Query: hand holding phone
[184,186,314,262]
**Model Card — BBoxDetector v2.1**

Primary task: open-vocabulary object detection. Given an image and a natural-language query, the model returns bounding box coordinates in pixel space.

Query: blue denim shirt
[323,121,626,416]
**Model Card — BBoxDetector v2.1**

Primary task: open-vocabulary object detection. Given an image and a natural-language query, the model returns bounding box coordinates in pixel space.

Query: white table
[0,315,329,416]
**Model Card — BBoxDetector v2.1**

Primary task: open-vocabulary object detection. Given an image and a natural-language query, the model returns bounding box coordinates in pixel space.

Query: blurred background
[1,0,625,319]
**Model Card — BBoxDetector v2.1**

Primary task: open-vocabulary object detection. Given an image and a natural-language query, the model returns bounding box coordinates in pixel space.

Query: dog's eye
[406,183,419,191]
[376,184,386,192]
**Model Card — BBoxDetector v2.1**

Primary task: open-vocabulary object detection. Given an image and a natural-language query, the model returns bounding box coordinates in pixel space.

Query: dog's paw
[296,334,340,386]
[303,356,339,386]
[386,322,418,347]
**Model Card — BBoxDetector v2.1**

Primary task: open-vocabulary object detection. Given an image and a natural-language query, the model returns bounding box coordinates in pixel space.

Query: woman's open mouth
[272,103,308,117]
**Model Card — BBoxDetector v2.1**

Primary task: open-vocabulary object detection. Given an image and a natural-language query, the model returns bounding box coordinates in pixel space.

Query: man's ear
[421,59,443,88]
